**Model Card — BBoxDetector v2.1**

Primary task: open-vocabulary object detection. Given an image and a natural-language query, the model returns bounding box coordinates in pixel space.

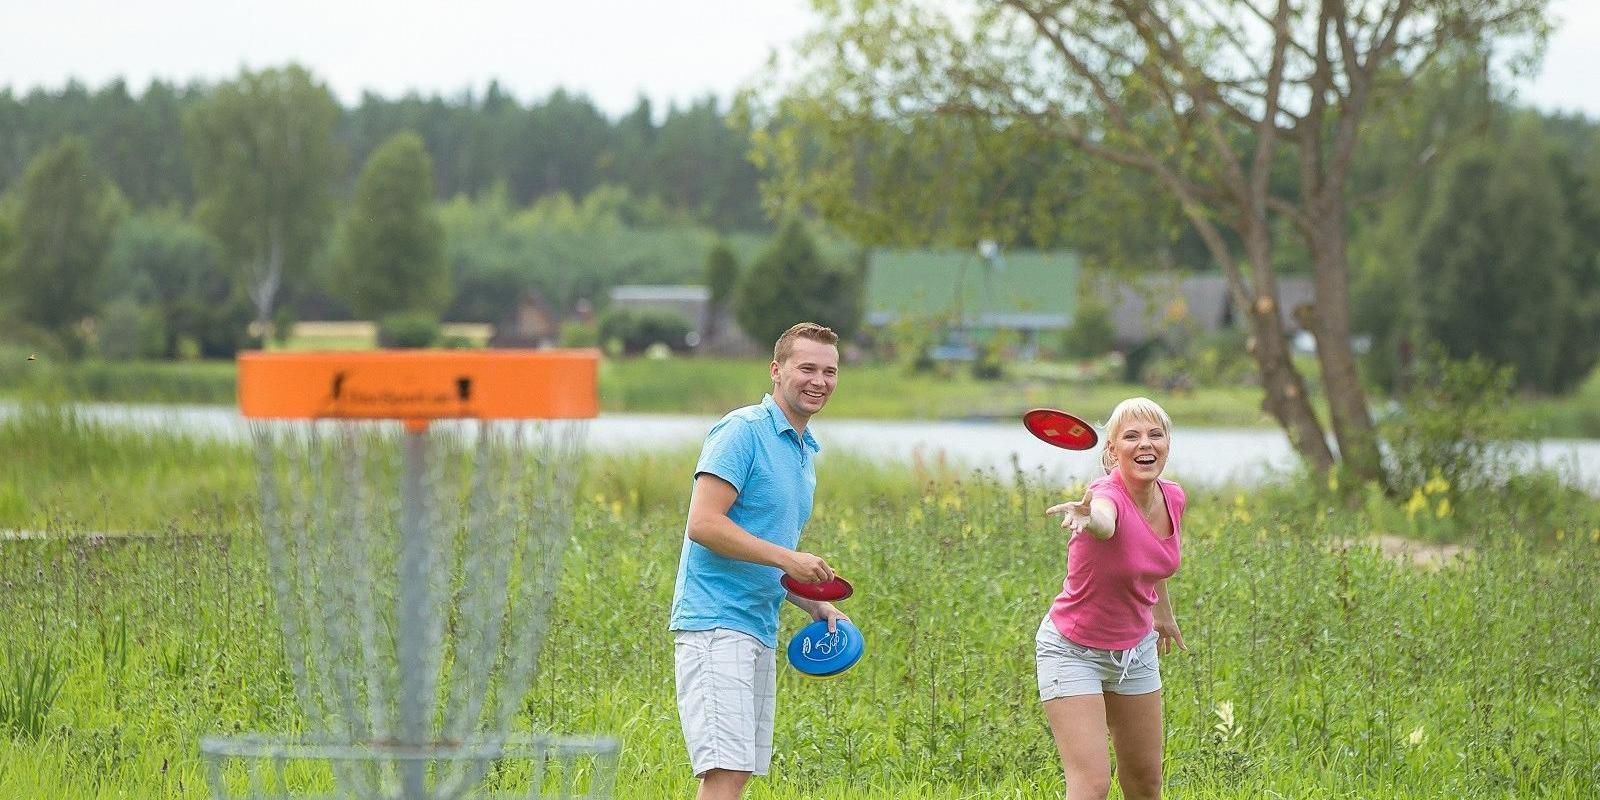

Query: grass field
[1,407,1597,798]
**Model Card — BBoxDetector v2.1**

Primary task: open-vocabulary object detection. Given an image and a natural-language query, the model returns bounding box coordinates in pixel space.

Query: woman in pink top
[1037,397,1186,800]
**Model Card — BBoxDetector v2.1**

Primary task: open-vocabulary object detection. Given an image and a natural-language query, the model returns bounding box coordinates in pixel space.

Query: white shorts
[673,627,777,777]
[1035,617,1161,701]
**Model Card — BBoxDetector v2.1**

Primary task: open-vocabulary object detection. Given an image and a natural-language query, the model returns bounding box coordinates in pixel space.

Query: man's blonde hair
[1100,397,1174,472]
[772,322,839,364]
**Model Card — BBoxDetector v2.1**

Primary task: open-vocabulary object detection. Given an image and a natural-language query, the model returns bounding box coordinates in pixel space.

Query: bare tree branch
[1002,1,1141,136]
[1331,0,1364,83]
[1250,0,1293,208]
[1212,0,1323,64]
[1330,0,1416,183]
[1110,0,1254,205]
[1266,195,1313,236]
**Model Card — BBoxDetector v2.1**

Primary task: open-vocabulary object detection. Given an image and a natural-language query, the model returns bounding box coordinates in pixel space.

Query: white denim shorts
[1035,617,1161,701]
[674,627,777,777]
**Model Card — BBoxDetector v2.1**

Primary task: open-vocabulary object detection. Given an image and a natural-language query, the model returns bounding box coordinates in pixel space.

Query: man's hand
[784,551,836,583]
[809,601,850,633]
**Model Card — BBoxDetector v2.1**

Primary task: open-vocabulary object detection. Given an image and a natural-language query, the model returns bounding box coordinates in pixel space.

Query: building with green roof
[865,249,1081,359]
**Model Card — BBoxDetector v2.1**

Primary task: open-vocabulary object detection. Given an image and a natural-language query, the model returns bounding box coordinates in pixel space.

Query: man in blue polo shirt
[669,321,849,799]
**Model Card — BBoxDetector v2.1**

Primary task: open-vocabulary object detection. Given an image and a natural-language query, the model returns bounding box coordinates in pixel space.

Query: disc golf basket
[201,351,618,800]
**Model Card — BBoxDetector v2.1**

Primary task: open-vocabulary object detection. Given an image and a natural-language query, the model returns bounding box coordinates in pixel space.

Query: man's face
[770,338,839,419]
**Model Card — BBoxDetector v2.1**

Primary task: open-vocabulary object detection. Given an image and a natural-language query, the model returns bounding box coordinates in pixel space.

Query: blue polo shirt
[669,394,820,648]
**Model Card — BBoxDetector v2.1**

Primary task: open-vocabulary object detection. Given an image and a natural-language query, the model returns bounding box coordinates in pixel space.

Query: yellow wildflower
[1423,472,1450,496]
[1405,489,1428,519]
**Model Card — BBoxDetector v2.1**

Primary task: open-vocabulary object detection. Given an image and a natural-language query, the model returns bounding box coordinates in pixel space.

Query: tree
[1555,126,1600,393]
[0,206,11,275]
[185,64,342,339]
[754,0,1549,483]
[102,213,231,358]
[1415,119,1600,392]
[1,137,125,348]
[734,218,862,346]
[333,131,449,319]
[703,240,740,344]
[650,97,768,229]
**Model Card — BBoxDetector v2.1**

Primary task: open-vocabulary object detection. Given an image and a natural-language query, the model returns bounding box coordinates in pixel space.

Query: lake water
[6,401,1599,492]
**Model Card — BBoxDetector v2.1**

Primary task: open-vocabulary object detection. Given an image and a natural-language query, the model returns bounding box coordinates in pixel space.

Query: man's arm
[686,473,835,582]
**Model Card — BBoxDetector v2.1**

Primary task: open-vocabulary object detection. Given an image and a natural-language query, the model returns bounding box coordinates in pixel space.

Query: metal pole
[398,427,433,799]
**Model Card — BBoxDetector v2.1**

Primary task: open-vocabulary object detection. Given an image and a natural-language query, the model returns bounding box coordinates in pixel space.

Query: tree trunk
[248,225,286,342]
[1167,180,1336,475]
[1247,297,1335,474]
[1306,193,1384,485]
[1239,222,1337,475]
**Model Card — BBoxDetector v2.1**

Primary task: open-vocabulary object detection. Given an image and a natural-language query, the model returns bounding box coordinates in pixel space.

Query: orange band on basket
[238,350,600,420]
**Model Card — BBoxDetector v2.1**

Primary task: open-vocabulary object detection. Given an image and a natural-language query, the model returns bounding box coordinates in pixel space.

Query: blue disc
[786,619,864,678]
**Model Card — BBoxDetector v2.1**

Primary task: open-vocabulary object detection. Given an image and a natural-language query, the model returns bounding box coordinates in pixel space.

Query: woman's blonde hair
[1100,397,1174,473]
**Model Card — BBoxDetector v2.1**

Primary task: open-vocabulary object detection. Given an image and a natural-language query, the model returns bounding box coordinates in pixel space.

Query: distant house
[607,285,761,356]
[488,290,560,348]
[1103,273,1315,348]
[865,248,1315,358]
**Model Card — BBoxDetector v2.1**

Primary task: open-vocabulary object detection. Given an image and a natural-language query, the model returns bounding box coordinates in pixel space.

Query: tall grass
[0,409,1596,797]
[0,405,251,530]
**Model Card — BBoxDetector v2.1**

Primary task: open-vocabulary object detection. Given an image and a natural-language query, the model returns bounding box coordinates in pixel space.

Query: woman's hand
[1046,486,1095,535]
[1153,615,1186,656]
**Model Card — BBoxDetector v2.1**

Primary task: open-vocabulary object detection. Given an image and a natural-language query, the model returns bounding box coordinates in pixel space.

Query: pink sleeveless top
[1048,470,1184,650]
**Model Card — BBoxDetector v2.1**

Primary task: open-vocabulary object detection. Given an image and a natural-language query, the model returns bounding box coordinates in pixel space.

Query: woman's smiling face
[1108,414,1169,482]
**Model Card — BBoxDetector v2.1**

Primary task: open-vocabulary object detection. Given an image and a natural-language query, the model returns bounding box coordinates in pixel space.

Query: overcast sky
[0,0,1594,119]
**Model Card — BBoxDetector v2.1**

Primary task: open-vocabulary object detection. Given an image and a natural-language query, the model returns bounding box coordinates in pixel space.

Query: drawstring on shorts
[1110,643,1149,685]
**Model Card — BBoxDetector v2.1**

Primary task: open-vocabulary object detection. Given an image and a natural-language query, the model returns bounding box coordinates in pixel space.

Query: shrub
[1381,348,1519,502]
[271,306,297,347]
[597,308,693,356]
[377,312,441,349]
[1061,296,1116,359]
[185,296,254,359]
[559,320,599,348]
[94,299,166,361]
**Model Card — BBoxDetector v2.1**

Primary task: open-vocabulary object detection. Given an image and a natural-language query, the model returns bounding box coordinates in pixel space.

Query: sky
[0,0,1594,119]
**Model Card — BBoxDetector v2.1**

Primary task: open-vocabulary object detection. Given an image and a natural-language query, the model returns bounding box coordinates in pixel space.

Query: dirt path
[1339,534,1471,570]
